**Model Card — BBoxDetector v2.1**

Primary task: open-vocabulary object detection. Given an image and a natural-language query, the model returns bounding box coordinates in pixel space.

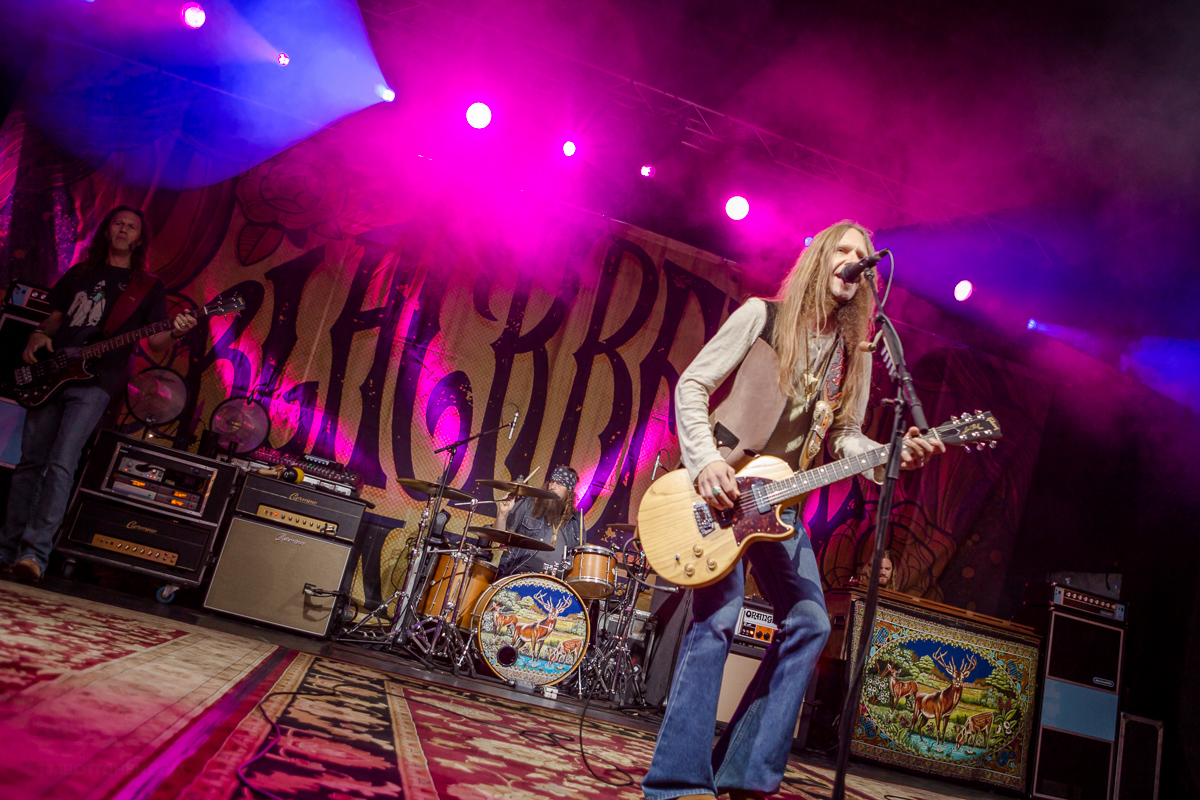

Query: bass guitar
[9,294,245,409]
[638,411,1002,588]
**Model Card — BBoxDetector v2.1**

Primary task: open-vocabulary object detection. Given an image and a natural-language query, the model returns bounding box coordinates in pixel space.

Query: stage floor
[0,573,1007,800]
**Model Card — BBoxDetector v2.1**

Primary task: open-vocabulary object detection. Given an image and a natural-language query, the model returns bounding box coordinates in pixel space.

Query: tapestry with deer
[847,603,1040,790]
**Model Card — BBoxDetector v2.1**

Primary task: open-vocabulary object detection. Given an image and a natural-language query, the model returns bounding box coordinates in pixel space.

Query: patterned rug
[0,581,980,800]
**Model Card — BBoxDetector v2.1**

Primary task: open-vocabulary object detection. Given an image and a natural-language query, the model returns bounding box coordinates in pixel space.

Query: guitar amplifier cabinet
[56,432,238,587]
[1113,713,1162,799]
[59,494,221,586]
[204,516,354,637]
[234,473,366,542]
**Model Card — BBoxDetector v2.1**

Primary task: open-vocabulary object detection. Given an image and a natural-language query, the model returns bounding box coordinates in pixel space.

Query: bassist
[0,206,195,583]
[642,221,942,800]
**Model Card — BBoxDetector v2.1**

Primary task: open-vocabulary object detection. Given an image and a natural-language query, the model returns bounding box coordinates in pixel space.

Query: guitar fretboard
[760,445,892,506]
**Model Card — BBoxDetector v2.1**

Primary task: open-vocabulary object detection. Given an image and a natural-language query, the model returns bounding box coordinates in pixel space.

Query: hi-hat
[465,525,554,551]
[476,478,557,500]
[397,478,476,503]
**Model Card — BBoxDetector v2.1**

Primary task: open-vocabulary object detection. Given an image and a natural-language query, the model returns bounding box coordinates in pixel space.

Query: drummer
[493,465,581,577]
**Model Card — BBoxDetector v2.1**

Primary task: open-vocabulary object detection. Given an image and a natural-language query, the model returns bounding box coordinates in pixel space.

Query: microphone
[509,407,519,440]
[837,249,890,284]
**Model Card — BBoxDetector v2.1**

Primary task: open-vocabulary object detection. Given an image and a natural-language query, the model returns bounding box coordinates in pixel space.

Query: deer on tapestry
[512,591,573,659]
[549,637,584,664]
[910,648,978,745]
[491,608,519,636]
[955,710,994,750]
[879,663,920,710]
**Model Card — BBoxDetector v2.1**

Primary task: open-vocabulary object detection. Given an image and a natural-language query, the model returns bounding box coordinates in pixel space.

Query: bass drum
[472,574,590,687]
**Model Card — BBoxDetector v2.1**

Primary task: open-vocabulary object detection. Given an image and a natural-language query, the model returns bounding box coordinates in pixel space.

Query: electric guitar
[637,411,1003,588]
[9,294,245,409]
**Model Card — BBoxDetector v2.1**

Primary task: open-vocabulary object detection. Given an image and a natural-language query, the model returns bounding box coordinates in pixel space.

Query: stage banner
[847,600,1040,790]
[0,113,1051,609]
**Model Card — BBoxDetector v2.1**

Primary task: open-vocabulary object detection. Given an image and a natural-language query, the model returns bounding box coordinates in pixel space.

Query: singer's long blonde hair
[770,221,878,419]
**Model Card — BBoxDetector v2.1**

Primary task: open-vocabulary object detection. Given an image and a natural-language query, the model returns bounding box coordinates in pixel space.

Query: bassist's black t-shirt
[46,263,168,398]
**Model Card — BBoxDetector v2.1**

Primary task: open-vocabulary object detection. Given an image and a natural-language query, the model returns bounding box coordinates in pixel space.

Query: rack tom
[565,544,618,599]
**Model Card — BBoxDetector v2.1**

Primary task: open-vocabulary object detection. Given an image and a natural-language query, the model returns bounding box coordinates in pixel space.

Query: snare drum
[418,552,497,629]
[471,573,589,686]
[565,545,618,599]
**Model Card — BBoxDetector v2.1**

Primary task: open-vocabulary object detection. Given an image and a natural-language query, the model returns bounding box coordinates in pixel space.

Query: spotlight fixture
[180,2,206,29]
[277,52,290,66]
[804,236,814,246]
[640,165,656,178]
[954,280,974,302]
[466,102,492,129]
[562,141,577,157]
[375,85,396,102]
[1027,318,1038,331]
[725,196,749,221]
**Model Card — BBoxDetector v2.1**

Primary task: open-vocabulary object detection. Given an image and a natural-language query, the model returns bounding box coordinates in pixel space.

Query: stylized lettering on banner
[179,279,263,429]
[390,241,455,495]
[590,259,731,536]
[552,237,660,512]
[257,246,324,397]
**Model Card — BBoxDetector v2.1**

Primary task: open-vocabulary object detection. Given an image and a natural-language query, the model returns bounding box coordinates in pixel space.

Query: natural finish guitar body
[638,455,799,588]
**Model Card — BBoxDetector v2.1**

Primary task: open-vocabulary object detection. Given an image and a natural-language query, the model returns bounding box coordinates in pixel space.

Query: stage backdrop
[0,111,1050,611]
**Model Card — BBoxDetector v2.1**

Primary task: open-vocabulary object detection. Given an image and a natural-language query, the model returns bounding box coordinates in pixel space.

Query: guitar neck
[759,444,892,507]
[80,311,206,358]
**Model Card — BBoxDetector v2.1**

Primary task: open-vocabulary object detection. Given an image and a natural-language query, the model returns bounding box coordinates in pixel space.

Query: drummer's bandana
[549,465,578,492]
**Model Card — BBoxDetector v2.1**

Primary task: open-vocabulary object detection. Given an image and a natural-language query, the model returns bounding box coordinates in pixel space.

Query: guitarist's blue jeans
[0,384,110,571]
[642,507,830,799]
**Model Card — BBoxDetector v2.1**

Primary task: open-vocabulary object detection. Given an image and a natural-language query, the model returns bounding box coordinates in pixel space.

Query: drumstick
[524,466,541,483]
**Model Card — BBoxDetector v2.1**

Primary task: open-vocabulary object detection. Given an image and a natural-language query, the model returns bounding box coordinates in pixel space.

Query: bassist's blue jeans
[0,384,110,571]
[642,507,830,799]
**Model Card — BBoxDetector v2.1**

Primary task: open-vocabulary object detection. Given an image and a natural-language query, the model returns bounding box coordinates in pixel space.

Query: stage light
[277,53,290,66]
[725,196,749,221]
[640,165,656,178]
[180,2,206,29]
[804,236,814,246]
[375,84,395,102]
[954,280,974,302]
[563,141,577,157]
[1027,318,1038,331]
[466,102,492,129]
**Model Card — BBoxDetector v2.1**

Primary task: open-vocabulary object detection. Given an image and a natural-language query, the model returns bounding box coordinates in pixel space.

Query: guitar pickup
[692,503,715,537]
[751,483,771,515]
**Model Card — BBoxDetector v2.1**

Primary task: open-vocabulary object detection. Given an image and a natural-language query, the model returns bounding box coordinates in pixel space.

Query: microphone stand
[830,269,930,800]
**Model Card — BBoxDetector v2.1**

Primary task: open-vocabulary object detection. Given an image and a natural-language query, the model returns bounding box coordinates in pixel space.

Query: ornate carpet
[0,581,979,799]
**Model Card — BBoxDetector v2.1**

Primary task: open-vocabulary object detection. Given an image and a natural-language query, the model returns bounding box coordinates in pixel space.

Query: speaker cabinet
[1026,607,1125,800]
[205,516,353,637]
[1113,713,1162,800]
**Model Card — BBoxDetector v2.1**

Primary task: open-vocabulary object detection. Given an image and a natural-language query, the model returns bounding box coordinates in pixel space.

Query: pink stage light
[276,52,290,66]
[640,165,656,178]
[466,102,492,129]
[375,84,395,102]
[563,141,577,156]
[180,2,206,29]
[725,196,749,221]
[954,280,974,302]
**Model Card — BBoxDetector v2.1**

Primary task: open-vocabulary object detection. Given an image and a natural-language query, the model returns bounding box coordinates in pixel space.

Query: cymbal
[465,525,554,552]
[397,477,476,503]
[476,478,557,500]
[606,523,637,533]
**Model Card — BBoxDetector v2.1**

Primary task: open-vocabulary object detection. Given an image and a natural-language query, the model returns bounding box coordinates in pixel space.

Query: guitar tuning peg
[963,445,973,453]
[974,409,982,415]
[951,415,959,423]
[989,441,997,449]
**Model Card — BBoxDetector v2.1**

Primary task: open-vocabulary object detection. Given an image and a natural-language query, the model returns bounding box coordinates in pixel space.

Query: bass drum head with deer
[473,574,589,687]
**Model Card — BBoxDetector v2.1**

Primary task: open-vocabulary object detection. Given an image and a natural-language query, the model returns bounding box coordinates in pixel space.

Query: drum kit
[341,471,656,701]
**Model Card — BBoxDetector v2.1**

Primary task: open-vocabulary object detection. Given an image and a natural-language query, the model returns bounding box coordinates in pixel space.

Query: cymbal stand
[579,539,652,705]
[338,498,437,645]
[406,499,483,673]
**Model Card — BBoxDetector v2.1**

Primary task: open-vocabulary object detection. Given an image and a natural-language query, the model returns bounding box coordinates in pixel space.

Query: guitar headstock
[202,293,246,319]
[934,411,1003,452]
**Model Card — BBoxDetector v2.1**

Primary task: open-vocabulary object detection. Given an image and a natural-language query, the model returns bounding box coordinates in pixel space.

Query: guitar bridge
[692,503,715,537]
[13,366,30,386]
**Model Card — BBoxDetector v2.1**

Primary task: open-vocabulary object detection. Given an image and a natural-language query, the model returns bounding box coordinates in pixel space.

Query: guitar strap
[797,336,847,471]
[102,271,159,338]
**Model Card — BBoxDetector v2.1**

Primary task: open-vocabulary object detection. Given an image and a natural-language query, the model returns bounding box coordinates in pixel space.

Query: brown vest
[709,302,845,471]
